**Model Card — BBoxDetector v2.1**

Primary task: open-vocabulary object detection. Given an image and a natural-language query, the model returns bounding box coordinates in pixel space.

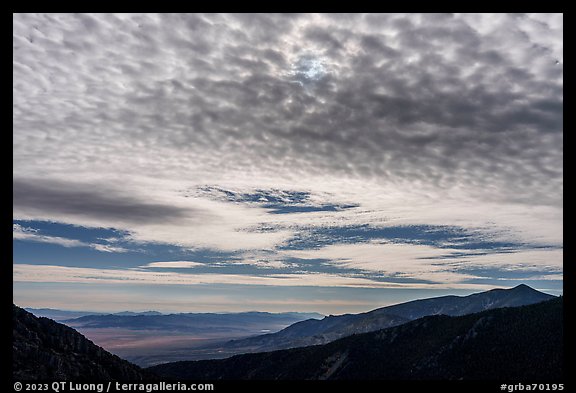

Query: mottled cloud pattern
[13,14,562,201]
[13,13,562,310]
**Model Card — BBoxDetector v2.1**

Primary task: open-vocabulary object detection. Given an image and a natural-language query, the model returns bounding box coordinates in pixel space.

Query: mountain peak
[485,284,546,296]
[509,284,550,294]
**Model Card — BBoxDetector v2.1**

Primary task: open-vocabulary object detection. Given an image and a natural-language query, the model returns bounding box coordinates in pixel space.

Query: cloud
[13,13,562,290]
[13,13,562,206]
[13,178,294,252]
[89,244,130,253]
[286,242,472,283]
[283,241,562,282]
[12,263,496,290]
[13,178,195,224]
[13,223,85,248]
[142,261,205,269]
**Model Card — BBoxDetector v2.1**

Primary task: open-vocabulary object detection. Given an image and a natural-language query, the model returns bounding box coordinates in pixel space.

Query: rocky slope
[13,305,148,380]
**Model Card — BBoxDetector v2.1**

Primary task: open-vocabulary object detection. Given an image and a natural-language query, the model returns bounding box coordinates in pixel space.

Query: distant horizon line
[17,283,561,316]
[21,307,326,316]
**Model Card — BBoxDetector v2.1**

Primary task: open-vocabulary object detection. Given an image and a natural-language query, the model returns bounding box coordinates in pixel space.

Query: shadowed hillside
[13,305,148,380]
[191,284,555,359]
[150,297,562,380]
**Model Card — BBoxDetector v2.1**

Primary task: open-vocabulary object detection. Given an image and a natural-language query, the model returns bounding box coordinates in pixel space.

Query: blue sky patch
[12,219,241,269]
[280,224,545,253]
[196,187,358,214]
[14,219,128,243]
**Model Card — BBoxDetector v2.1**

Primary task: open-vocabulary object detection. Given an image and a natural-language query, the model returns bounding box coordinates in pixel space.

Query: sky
[13,13,563,314]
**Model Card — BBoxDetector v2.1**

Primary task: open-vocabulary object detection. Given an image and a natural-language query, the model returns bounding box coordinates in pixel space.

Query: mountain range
[186,284,555,359]
[63,311,322,334]
[23,308,324,367]
[13,284,561,380]
[149,296,563,380]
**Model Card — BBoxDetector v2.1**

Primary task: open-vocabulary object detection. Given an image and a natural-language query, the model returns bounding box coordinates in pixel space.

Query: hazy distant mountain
[25,308,166,321]
[112,311,164,317]
[149,296,562,380]
[13,305,147,380]
[25,308,106,321]
[196,284,555,358]
[64,311,323,334]
[41,310,321,368]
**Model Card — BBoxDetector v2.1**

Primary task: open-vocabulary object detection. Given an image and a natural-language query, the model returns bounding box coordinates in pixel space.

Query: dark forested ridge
[149,297,563,380]
[13,305,148,380]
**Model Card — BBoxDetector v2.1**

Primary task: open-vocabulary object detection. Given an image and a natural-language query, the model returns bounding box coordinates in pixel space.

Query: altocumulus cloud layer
[13,13,563,309]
